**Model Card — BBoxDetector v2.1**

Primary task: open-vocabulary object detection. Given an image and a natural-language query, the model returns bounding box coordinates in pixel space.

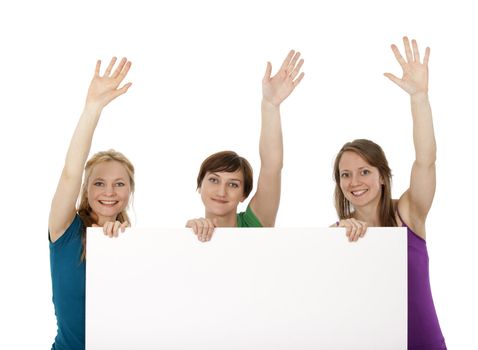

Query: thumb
[92,224,100,228]
[383,72,402,87]
[262,62,272,84]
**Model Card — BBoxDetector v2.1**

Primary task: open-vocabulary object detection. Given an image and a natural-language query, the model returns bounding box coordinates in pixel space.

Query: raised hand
[85,57,132,110]
[384,37,430,96]
[262,50,305,106]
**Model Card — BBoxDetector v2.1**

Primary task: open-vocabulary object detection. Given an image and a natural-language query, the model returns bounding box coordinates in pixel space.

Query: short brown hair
[197,151,253,198]
[333,139,397,227]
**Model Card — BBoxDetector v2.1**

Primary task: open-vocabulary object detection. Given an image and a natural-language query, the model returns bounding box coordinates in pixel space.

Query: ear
[239,195,246,203]
[380,176,385,185]
[197,187,201,194]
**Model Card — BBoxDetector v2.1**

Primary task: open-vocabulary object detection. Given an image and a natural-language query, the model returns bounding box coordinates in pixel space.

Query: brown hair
[197,151,253,198]
[333,139,397,227]
[78,149,135,260]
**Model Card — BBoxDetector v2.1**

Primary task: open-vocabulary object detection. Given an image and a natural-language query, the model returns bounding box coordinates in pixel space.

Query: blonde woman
[48,57,134,350]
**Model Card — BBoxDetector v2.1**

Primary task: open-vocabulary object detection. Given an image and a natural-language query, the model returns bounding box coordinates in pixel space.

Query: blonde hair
[77,149,135,260]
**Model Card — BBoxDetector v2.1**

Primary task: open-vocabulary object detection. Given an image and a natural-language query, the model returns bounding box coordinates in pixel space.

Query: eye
[229,182,239,188]
[361,169,370,176]
[93,181,104,186]
[208,177,219,184]
[115,182,126,187]
[340,172,349,178]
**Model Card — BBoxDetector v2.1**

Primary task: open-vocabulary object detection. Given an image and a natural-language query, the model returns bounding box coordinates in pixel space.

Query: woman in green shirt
[187,50,305,241]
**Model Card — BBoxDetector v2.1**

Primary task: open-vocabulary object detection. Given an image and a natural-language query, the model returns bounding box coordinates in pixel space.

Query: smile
[351,190,368,197]
[98,200,119,205]
[211,198,228,204]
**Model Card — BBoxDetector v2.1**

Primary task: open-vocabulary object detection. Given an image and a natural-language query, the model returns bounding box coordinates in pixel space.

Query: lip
[351,189,368,197]
[98,200,119,205]
[211,198,228,204]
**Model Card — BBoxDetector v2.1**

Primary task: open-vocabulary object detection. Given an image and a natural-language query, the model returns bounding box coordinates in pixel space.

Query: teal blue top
[49,215,85,350]
[236,205,262,227]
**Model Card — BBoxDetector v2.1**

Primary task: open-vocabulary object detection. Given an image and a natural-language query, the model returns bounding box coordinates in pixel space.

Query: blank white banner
[86,227,407,350]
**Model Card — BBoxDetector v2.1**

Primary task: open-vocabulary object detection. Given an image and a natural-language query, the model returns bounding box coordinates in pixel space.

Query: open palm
[86,57,132,109]
[262,50,305,106]
[384,37,430,96]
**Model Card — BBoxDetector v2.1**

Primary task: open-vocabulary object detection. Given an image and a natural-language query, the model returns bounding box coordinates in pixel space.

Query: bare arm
[249,50,304,226]
[48,57,132,242]
[385,37,436,238]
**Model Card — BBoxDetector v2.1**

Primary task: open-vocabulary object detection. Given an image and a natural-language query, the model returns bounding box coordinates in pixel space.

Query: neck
[352,203,381,226]
[205,211,237,227]
[91,212,117,226]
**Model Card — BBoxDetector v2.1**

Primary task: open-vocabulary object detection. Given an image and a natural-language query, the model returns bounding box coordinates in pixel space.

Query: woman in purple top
[331,37,446,349]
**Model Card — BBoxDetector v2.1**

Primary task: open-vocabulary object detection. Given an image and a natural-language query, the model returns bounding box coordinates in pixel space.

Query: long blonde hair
[78,149,135,260]
[333,139,397,227]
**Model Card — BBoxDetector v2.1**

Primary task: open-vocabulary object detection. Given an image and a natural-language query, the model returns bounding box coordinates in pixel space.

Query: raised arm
[249,50,304,226]
[48,57,132,242]
[384,37,436,236]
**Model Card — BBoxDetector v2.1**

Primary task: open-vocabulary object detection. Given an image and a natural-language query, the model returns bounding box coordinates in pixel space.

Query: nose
[104,184,116,196]
[350,174,361,187]
[216,184,226,197]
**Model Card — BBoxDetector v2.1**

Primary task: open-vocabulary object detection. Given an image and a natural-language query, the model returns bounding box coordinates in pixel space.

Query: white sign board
[86,227,407,350]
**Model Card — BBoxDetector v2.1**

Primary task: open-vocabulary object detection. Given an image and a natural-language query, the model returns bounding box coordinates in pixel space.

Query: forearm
[62,105,102,178]
[259,100,283,171]
[411,92,436,166]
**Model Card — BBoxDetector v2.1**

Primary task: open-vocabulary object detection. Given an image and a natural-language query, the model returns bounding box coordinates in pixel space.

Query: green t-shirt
[236,205,263,227]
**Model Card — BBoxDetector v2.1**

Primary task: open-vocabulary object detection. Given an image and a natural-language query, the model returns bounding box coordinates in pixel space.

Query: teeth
[99,200,117,205]
[352,190,367,196]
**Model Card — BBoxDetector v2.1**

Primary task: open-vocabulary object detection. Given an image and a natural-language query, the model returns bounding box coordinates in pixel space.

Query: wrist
[410,91,429,102]
[261,99,280,111]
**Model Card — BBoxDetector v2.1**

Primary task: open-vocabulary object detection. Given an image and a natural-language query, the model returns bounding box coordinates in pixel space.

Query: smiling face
[338,151,384,210]
[199,170,246,218]
[87,160,131,225]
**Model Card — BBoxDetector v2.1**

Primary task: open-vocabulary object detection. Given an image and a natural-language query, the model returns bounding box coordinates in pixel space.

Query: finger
[359,222,368,237]
[293,72,305,87]
[403,36,413,63]
[120,221,127,233]
[111,82,133,100]
[104,57,117,76]
[112,57,127,78]
[423,47,430,66]
[262,62,272,84]
[199,220,208,242]
[350,222,358,242]
[280,50,295,72]
[94,60,101,77]
[113,221,121,237]
[190,221,199,236]
[205,219,215,242]
[411,39,420,63]
[290,58,304,80]
[287,51,301,74]
[114,61,132,83]
[201,219,211,242]
[390,44,406,69]
[353,221,363,241]
[383,72,403,88]
[103,222,112,237]
[92,223,99,228]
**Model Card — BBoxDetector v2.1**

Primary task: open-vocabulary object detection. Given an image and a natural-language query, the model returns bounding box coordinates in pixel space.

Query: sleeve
[49,214,83,247]
[237,205,263,227]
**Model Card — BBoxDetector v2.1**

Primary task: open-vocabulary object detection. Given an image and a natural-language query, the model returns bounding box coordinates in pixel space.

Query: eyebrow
[340,166,370,172]
[210,172,242,182]
[91,177,127,182]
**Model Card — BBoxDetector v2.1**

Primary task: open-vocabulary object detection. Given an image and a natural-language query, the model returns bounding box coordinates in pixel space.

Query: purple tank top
[401,214,447,349]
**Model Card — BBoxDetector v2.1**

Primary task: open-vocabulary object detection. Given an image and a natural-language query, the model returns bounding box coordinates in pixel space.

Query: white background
[87,227,407,350]
[0,0,476,348]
